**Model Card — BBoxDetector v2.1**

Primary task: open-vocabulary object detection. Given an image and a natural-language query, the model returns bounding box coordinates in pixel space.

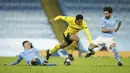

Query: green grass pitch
[0,57,130,73]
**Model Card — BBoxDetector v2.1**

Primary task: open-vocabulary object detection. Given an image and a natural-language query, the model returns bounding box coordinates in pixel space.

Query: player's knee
[59,45,63,48]
[75,37,79,43]
[70,35,79,43]
[110,43,116,48]
[89,43,96,49]
[73,36,79,43]
[31,59,37,66]
[60,44,67,48]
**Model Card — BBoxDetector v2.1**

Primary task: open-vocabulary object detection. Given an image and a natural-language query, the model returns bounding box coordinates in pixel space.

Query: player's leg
[50,40,68,54]
[42,60,56,66]
[31,58,43,66]
[69,34,79,43]
[107,39,123,66]
[31,58,57,66]
[85,36,104,57]
[67,34,79,61]
[105,38,123,66]
[67,41,77,61]
[46,40,69,60]
[43,63,56,66]
[85,43,97,57]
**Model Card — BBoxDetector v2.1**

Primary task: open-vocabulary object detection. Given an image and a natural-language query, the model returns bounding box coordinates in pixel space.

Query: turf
[0,57,130,73]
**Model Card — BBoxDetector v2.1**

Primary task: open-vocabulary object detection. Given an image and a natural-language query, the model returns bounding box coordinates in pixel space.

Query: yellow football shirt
[54,15,92,43]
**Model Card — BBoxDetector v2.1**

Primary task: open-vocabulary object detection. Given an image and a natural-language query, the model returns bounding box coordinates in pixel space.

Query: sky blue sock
[43,63,56,66]
[112,47,120,62]
[88,47,94,53]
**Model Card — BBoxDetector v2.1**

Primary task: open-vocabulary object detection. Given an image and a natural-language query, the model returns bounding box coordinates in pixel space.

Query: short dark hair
[76,14,83,20]
[22,40,33,48]
[103,7,113,13]
[22,40,29,47]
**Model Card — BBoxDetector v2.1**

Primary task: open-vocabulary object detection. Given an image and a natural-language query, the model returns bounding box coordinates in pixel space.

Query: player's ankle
[47,49,51,55]
[88,48,94,53]
[68,54,74,61]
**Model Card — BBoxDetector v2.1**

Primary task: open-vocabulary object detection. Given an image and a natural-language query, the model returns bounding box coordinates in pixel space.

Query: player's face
[104,11,112,19]
[75,19,83,25]
[24,42,31,49]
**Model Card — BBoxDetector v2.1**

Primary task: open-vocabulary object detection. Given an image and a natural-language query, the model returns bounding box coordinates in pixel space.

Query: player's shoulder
[82,20,87,27]
[32,48,36,49]
[83,20,87,24]
[32,48,38,51]
[112,16,120,20]
[100,17,105,20]
[66,16,75,20]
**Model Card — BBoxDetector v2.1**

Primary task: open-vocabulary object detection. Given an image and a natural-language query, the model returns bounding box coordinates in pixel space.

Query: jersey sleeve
[82,20,92,43]
[115,18,121,25]
[100,18,106,28]
[54,15,73,22]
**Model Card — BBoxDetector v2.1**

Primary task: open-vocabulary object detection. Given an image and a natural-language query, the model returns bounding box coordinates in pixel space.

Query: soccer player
[46,14,92,61]
[85,7,123,66]
[4,40,56,66]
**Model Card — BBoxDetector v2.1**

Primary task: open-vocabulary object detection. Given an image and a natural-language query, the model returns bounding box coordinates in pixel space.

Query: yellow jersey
[54,15,92,43]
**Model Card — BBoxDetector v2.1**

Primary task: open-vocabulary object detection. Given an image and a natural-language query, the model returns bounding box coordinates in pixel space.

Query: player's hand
[115,28,118,32]
[50,19,55,24]
[4,63,11,66]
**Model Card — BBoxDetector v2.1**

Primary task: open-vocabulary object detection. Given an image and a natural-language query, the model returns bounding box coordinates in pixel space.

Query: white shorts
[93,36,115,50]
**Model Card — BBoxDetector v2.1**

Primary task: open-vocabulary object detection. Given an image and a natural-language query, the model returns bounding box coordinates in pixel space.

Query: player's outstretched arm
[82,21,92,44]
[101,28,116,33]
[50,15,72,23]
[84,27,93,44]
[4,55,23,66]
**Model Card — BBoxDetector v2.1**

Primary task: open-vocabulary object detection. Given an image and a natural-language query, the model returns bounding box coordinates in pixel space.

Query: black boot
[46,49,51,60]
[68,54,74,61]
[118,62,123,66]
[85,51,95,58]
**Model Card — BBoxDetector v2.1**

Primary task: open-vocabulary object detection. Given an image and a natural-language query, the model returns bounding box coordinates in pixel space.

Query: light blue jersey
[11,48,45,65]
[100,16,120,38]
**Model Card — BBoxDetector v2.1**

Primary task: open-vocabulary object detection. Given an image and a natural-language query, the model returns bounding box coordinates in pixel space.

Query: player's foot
[44,60,49,63]
[118,62,123,66]
[85,51,95,58]
[46,49,51,60]
[68,54,74,61]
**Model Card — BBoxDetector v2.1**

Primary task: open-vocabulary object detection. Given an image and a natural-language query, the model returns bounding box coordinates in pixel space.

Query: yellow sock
[67,41,77,54]
[50,44,60,54]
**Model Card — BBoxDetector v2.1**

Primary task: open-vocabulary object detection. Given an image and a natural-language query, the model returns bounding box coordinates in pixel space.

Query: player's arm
[50,15,72,23]
[4,55,23,66]
[102,21,121,33]
[83,21,92,44]
[101,28,115,33]
[115,21,121,32]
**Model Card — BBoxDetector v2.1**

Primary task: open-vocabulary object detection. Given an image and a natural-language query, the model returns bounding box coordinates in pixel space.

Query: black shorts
[63,33,73,45]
